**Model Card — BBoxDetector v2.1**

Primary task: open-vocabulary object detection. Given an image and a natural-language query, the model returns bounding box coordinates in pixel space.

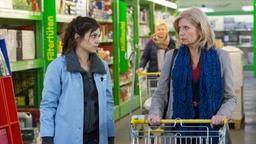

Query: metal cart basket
[130,115,229,144]
[138,72,160,112]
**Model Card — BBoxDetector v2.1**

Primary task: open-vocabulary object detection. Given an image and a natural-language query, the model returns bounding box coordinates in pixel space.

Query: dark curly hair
[62,16,100,55]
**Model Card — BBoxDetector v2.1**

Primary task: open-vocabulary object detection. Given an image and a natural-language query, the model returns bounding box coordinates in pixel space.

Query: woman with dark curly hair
[40,16,115,144]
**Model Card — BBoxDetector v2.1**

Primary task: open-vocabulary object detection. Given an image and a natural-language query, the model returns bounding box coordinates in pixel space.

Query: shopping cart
[138,72,160,113]
[130,115,229,144]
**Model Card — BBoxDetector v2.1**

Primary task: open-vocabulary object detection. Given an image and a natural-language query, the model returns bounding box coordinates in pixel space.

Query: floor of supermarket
[115,71,256,144]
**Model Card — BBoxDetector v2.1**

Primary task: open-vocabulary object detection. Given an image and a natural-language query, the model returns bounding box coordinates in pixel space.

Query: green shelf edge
[11,59,44,72]
[0,9,42,20]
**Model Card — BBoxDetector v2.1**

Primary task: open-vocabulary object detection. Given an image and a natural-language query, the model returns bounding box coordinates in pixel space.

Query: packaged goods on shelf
[139,25,150,37]
[0,0,13,9]
[215,39,224,48]
[88,0,112,20]
[6,30,17,62]
[12,0,33,11]
[56,0,65,14]
[209,16,224,31]
[0,38,11,76]
[139,8,149,24]
[18,112,33,129]
[247,52,254,64]
[13,70,36,106]
[21,30,35,60]
[64,0,87,16]
[120,85,131,103]
[154,11,174,32]
[18,108,40,127]
[64,0,76,15]
[1,29,35,61]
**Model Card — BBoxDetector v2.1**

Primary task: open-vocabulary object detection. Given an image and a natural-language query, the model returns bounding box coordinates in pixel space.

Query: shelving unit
[0,3,44,108]
[208,14,253,71]
[0,0,178,123]
[10,59,44,72]
[0,9,42,20]
[0,1,44,142]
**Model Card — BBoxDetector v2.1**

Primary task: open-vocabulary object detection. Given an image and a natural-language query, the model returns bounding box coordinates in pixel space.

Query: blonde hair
[155,21,168,32]
[173,8,215,50]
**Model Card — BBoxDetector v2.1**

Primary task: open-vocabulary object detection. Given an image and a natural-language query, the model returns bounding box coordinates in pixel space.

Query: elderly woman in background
[137,21,176,73]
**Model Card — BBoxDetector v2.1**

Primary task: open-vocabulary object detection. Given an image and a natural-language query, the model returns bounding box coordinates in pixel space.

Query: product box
[16,96,26,106]
[12,0,33,10]
[6,30,17,62]
[21,30,35,60]
[0,0,13,9]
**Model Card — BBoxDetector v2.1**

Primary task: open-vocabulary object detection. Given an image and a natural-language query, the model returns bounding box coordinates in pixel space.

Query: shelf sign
[119,1,128,73]
[44,0,57,67]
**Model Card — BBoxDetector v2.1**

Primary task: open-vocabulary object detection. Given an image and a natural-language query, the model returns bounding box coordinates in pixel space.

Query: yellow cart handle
[131,115,228,126]
[138,72,161,76]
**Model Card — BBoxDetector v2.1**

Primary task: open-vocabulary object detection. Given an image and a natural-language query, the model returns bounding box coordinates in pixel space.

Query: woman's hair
[173,7,215,49]
[62,16,100,55]
[155,21,168,30]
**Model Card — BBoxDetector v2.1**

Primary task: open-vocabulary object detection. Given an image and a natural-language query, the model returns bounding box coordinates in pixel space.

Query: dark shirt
[81,71,99,134]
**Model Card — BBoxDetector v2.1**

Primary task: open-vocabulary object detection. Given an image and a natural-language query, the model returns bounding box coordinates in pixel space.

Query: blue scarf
[172,45,223,119]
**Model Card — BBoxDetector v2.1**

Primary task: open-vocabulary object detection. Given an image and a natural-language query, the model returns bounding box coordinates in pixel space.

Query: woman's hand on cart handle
[211,115,227,127]
[148,115,161,125]
[136,68,144,75]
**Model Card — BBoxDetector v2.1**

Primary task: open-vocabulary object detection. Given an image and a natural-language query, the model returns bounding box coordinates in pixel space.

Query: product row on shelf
[209,15,254,65]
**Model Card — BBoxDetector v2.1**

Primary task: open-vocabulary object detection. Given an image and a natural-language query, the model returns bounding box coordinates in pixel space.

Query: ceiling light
[178,7,215,13]
[241,6,253,11]
[146,0,177,9]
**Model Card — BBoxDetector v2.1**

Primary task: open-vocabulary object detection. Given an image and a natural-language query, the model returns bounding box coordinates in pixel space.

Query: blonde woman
[137,21,176,73]
[148,8,236,143]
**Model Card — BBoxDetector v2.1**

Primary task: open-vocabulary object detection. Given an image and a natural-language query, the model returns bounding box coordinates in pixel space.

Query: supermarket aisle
[115,71,256,144]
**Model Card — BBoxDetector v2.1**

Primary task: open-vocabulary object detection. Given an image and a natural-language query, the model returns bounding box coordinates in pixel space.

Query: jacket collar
[65,50,106,74]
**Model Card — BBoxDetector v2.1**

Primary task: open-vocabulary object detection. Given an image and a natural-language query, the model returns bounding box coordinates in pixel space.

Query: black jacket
[139,38,175,72]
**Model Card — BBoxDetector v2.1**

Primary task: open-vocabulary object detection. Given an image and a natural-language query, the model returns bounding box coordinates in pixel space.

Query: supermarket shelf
[11,59,44,72]
[120,80,132,87]
[0,9,42,20]
[238,45,254,48]
[57,14,112,23]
